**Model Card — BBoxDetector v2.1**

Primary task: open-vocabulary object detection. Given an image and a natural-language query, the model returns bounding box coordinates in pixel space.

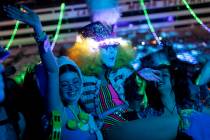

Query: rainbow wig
[67,22,135,76]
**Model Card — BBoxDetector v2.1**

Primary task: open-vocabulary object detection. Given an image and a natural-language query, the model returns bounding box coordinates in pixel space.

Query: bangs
[59,65,78,76]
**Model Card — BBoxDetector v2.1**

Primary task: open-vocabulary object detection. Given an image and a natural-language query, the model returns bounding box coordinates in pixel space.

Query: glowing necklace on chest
[67,105,90,131]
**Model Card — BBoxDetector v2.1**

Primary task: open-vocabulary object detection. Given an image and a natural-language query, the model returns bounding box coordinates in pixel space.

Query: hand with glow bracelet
[3,5,44,41]
[4,5,50,53]
[49,111,62,140]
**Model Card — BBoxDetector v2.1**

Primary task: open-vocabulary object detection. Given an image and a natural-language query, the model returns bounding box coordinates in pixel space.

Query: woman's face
[152,52,170,67]
[59,72,82,104]
[157,68,172,92]
[99,44,118,68]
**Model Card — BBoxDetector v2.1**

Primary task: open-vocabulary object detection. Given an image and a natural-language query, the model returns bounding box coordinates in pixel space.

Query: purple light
[202,24,210,33]
[167,16,175,22]
[152,32,162,45]
[129,24,134,28]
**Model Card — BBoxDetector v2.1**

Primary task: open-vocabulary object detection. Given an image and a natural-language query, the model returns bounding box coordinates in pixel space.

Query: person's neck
[69,102,80,114]
[160,88,171,96]
[102,64,112,73]
[99,65,112,85]
[160,89,177,115]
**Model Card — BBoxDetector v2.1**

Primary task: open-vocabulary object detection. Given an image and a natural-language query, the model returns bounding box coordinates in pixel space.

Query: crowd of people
[0,5,210,140]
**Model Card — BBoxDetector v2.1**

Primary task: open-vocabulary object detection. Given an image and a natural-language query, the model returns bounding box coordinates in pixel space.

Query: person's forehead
[60,72,80,79]
[152,51,167,58]
[160,68,169,72]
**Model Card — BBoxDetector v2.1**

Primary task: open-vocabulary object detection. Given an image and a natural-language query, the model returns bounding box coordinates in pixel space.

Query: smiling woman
[3,5,103,140]
[58,58,83,105]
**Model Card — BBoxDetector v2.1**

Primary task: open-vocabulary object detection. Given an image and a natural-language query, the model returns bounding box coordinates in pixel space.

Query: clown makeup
[99,44,118,68]
[59,71,83,105]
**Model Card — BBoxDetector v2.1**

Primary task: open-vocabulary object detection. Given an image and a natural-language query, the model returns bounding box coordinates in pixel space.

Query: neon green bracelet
[49,111,61,140]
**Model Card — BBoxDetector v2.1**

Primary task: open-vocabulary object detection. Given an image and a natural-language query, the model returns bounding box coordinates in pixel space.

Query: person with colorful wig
[67,21,161,129]
[4,5,103,140]
[101,47,180,140]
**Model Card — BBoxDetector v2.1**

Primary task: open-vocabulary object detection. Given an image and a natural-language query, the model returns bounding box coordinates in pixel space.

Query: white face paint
[59,72,82,104]
[99,44,118,68]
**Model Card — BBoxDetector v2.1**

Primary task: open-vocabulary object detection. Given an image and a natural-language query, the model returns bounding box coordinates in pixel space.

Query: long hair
[170,66,190,107]
[67,40,135,76]
[22,64,46,140]
[124,72,164,112]
[145,80,165,112]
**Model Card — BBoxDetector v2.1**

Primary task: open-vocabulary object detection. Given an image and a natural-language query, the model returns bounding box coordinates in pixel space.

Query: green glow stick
[182,0,210,32]
[5,21,20,50]
[51,3,66,49]
[138,0,161,45]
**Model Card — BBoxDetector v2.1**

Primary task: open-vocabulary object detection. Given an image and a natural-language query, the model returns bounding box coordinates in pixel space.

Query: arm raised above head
[4,5,62,112]
[3,5,58,73]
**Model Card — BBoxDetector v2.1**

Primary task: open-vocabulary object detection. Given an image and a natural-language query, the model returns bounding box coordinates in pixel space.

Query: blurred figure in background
[0,45,25,140]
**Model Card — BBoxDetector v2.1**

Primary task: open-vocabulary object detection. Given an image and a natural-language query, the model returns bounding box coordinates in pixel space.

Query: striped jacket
[80,67,133,119]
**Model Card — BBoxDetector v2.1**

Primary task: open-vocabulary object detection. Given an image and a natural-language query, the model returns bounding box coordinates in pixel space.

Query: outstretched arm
[137,68,161,82]
[3,5,63,112]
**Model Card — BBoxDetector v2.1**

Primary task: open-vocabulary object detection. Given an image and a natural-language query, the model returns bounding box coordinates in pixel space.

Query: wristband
[34,32,47,43]
[49,111,61,140]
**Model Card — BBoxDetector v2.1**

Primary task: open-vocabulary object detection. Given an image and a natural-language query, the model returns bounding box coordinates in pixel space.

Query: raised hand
[3,5,43,35]
[138,68,161,82]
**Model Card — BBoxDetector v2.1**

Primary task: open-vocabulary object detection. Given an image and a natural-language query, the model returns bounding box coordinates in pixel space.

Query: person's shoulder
[83,75,101,84]
[82,75,101,94]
